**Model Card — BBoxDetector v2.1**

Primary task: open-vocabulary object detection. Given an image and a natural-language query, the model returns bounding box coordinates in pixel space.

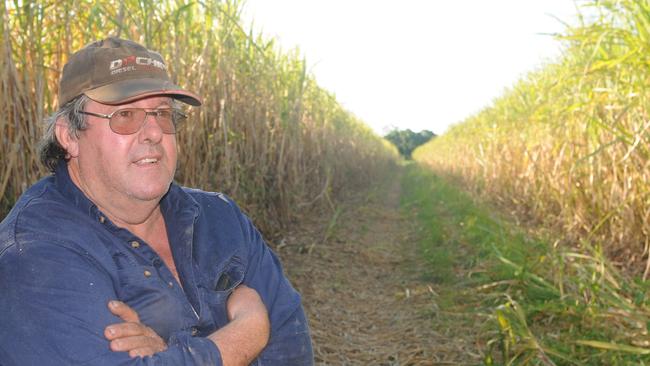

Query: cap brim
[84,78,202,106]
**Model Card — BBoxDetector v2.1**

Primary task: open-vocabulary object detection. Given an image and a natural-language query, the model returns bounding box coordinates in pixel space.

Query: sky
[241,1,582,136]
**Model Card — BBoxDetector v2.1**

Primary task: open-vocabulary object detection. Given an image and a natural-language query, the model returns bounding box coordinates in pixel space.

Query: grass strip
[401,162,650,365]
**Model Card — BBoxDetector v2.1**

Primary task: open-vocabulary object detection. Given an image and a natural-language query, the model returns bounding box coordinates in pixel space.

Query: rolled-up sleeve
[233,206,314,365]
[0,237,222,366]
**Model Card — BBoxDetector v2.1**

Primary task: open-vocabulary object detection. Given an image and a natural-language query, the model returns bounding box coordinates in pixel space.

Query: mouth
[133,157,161,166]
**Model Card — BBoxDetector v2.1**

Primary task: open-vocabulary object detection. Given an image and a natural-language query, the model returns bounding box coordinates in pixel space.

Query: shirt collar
[53,158,200,224]
[54,159,98,217]
[161,184,200,223]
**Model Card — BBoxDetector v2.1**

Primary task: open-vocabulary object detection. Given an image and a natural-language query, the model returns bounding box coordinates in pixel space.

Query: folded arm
[0,240,221,365]
[209,284,270,365]
[105,285,270,365]
[232,202,314,365]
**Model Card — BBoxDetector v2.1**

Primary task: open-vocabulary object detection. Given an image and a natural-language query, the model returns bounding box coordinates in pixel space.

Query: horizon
[242,1,582,135]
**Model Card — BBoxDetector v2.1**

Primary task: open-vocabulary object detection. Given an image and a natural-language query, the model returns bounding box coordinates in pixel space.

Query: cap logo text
[109,55,166,75]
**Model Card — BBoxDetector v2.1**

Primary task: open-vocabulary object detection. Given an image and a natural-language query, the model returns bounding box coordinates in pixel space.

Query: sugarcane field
[2,1,650,365]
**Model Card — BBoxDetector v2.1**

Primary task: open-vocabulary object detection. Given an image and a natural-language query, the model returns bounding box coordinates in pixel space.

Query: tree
[384,129,436,159]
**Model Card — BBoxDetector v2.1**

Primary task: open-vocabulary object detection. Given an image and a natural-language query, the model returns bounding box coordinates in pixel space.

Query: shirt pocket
[199,255,245,328]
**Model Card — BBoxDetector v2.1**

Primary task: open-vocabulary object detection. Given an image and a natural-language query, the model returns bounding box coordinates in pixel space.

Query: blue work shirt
[0,161,313,365]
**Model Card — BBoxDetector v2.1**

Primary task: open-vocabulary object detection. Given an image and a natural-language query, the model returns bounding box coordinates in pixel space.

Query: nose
[138,113,164,144]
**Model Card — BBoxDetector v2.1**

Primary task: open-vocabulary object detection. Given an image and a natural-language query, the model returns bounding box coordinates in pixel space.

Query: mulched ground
[274,177,483,365]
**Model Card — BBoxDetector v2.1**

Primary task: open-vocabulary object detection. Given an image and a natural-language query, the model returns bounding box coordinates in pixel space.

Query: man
[0,37,313,365]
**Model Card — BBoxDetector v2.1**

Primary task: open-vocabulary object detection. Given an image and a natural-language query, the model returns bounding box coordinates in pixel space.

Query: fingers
[105,322,153,340]
[105,300,167,357]
[129,347,160,358]
[108,335,166,357]
[109,335,157,352]
[108,300,140,323]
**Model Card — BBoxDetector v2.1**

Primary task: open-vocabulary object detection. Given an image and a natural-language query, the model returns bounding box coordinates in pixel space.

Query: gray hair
[38,95,184,171]
[39,95,90,172]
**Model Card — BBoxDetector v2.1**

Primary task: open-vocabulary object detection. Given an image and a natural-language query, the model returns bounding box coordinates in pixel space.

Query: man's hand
[104,286,270,364]
[104,300,168,358]
[208,284,270,366]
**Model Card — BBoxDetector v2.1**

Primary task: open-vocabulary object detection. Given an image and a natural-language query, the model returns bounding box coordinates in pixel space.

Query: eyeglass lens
[110,108,184,135]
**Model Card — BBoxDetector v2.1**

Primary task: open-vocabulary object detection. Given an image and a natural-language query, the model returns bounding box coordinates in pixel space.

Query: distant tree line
[384,129,436,159]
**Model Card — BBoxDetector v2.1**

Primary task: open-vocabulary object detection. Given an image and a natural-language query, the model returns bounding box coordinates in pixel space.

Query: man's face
[72,96,178,209]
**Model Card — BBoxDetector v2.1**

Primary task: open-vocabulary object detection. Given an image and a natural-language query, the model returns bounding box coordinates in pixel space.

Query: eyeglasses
[79,108,187,135]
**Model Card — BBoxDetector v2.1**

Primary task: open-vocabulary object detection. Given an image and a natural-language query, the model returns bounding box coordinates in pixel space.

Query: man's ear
[55,118,80,158]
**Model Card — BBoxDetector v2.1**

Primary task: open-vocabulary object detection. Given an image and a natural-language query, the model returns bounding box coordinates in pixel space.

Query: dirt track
[276,176,482,365]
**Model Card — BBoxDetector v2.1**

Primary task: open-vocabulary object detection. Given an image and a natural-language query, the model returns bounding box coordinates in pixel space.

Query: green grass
[400,162,650,365]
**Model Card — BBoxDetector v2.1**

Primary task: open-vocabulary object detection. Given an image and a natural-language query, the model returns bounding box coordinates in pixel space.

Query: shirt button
[191,327,199,336]
[143,270,152,278]
[99,216,106,224]
[168,281,174,288]
[131,241,140,249]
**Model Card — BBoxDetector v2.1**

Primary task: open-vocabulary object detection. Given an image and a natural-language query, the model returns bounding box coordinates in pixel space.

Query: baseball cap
[58,37,201,108]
